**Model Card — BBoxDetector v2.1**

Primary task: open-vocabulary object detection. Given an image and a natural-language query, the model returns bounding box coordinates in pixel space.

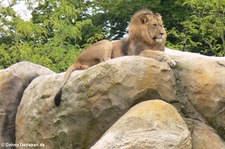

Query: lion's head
[128,9,167,47]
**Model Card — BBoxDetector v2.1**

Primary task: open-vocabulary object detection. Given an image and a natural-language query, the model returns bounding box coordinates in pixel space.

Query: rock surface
[166,48,225,138]
[0,62,54,148]
[186,119,225,149]
[91,100,191,149]
[16,56,176,149]
[0,48,224,148]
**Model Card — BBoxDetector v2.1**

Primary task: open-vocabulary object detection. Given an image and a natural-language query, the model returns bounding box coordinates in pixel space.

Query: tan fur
[54,9,176,106]
[54,40,112,106]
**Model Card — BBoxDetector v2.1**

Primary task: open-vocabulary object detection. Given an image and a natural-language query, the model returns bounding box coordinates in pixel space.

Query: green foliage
[88,0,187,40]
[0,0,99,72]
[167,0,225,56]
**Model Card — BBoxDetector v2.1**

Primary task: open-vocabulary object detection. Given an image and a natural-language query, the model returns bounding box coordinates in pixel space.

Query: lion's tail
[54,88,63,106]
[54,63,80,107]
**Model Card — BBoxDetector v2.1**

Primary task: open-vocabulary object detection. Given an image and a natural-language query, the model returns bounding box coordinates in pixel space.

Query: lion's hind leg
[99,40,113,62]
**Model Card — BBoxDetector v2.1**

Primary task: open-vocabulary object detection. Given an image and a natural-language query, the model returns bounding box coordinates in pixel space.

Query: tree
[88,0,187,40]
[0,0,100,71]
[167,0,225,56]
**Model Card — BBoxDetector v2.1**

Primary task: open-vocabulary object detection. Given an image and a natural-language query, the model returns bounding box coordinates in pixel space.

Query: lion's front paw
[163,55,176,68]
[167,59,176,68]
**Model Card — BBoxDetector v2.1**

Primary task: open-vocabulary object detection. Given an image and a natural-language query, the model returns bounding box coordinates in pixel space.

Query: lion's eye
[153,24,157,27]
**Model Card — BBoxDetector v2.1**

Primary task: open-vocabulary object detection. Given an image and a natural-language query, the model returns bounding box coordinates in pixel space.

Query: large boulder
[1,48,222,148]
[0,62,54,148]
[16,57,176,149]
[186,119,225,149]
[166,48,225,138]
[91,100,191,149]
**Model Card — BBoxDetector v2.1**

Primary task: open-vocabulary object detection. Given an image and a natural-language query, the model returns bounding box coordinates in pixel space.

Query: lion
[54,9,176,106]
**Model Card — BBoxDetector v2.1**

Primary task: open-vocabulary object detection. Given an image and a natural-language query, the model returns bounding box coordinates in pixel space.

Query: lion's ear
[140,15,149,24]
[155,13,162,19]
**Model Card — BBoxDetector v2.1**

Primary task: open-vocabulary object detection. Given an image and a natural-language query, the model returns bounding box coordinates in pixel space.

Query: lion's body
[54,9,176,106]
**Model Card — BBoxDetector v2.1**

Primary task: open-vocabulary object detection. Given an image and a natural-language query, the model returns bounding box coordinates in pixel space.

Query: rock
[16,57,176,149]
[166,48,225,138]
[0,62,54,148]
[91,100,192,149]
[2,48,223,148]
[185,119,225,149]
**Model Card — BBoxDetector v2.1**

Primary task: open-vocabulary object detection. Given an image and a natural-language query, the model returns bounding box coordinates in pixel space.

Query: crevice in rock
[173,67,208,123]
[216,61,225,68]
